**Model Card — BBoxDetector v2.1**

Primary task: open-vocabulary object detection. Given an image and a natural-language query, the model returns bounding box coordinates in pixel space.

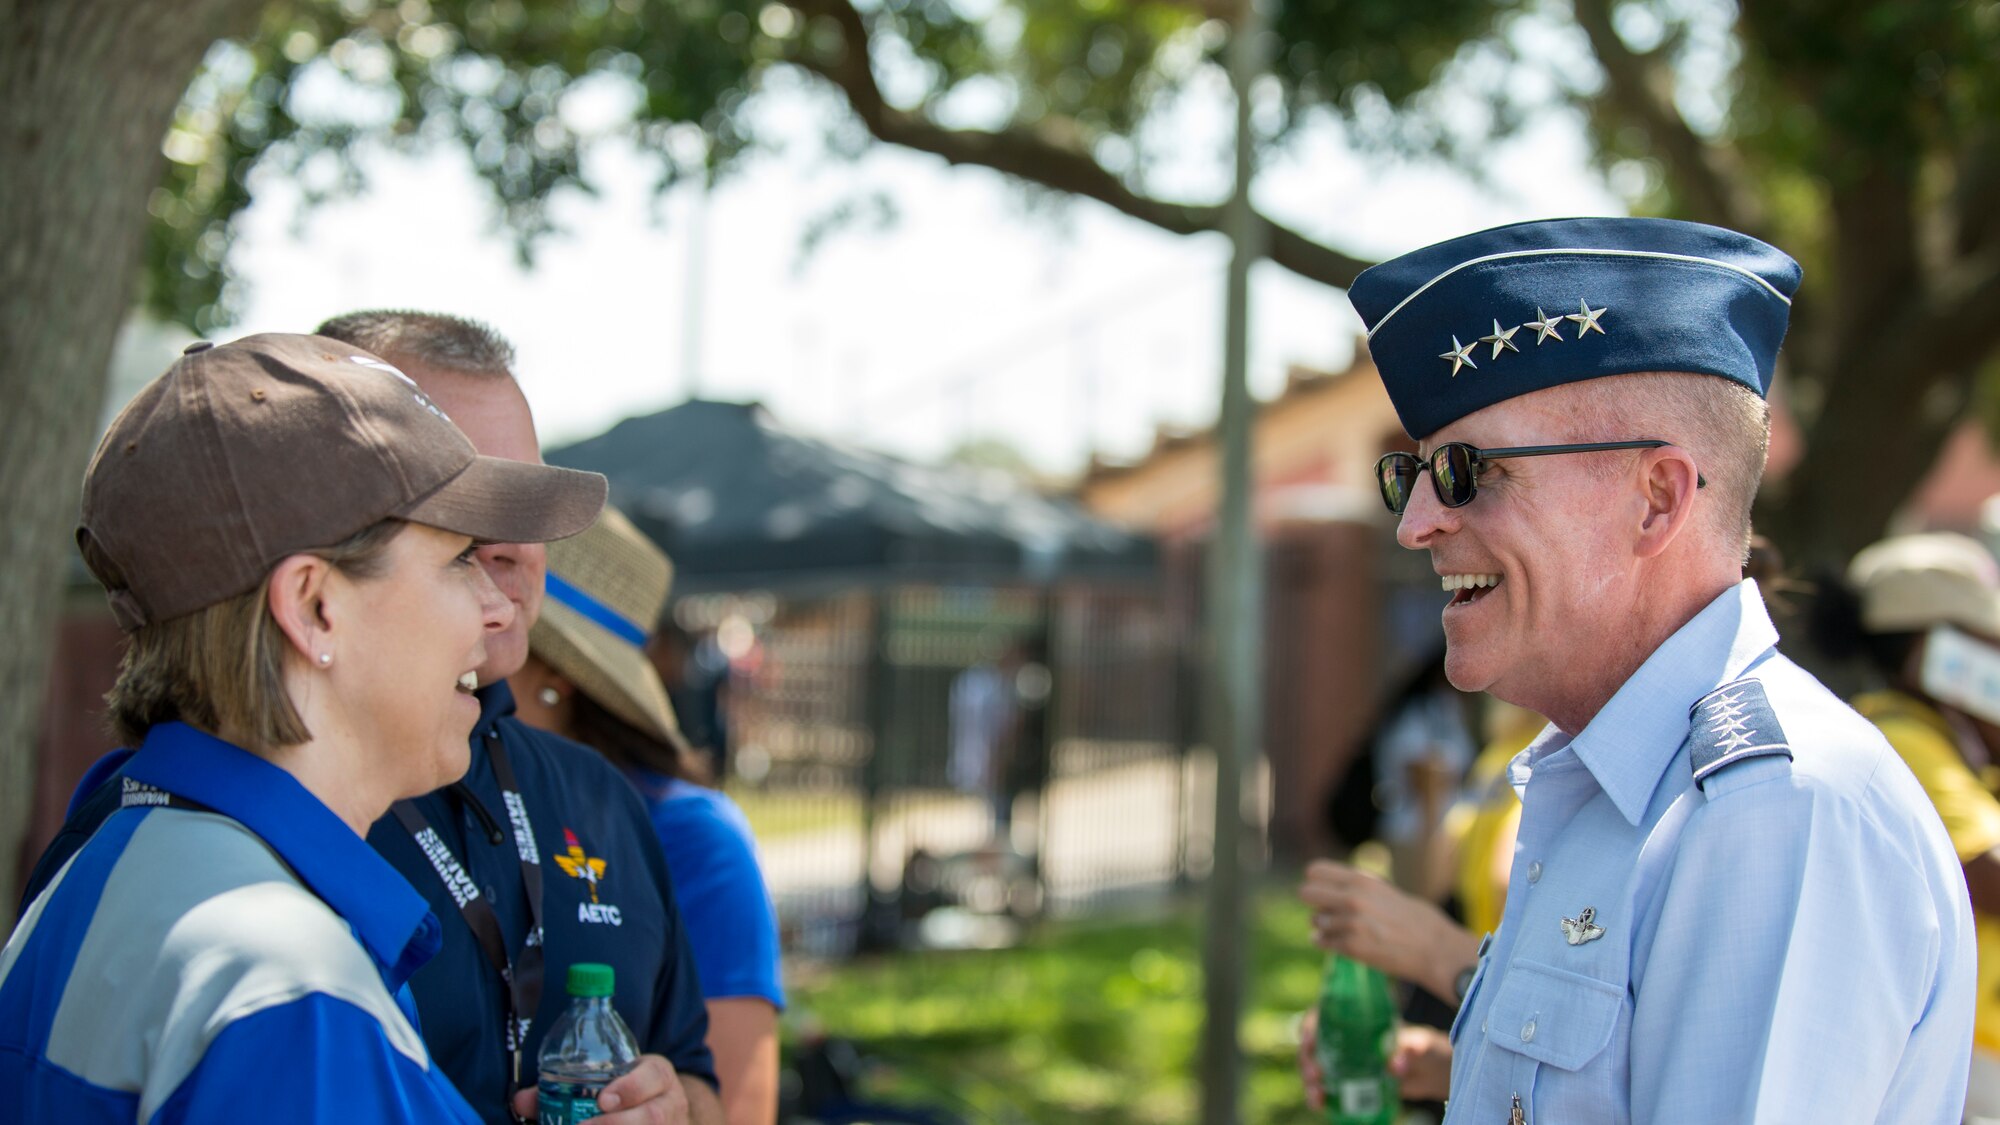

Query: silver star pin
[1480,319,1521,360]
[1439,335,1479,377]
[1560,906,1606,946]
[1523,308,1564,344]
[1566,298,1608,337]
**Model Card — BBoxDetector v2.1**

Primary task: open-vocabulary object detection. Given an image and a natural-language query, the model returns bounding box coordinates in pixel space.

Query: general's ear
[1633,447,1703,559]
[265,555,335,662]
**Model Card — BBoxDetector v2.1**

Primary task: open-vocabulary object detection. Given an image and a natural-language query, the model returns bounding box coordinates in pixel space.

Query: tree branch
[1570,0,1766,238]
[788,0,1375,290]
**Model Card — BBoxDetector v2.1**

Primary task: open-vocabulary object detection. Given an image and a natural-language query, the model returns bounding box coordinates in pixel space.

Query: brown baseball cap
[78,332,608,631]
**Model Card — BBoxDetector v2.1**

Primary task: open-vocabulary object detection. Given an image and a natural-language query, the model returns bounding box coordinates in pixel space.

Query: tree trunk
[1757,356,1968,575]
[1753,146,1989,574]
[0,0,260,927]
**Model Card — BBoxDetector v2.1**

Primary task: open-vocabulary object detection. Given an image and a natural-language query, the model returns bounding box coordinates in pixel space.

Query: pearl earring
[538,687,561,707]
[318,653,332,667]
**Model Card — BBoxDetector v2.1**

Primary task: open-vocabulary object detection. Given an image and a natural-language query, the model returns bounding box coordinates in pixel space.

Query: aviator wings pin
[1560,906,1606,946]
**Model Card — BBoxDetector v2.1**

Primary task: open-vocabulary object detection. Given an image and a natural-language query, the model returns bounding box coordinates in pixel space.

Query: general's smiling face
[1393,391,1642,706]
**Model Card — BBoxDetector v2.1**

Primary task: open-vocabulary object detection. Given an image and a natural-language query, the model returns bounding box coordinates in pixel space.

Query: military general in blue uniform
[1352,217,1976,1122]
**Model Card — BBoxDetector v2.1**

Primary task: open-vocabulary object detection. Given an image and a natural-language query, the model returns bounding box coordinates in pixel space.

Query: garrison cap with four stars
[1348,216,1803,440]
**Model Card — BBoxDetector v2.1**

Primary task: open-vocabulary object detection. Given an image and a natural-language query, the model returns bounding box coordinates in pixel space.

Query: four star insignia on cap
[1480,319,1521,359]
[1439,335,1479,377]
[1567,298,1609,336]
[1443,299,1610,377]
[1524,307,1565,344]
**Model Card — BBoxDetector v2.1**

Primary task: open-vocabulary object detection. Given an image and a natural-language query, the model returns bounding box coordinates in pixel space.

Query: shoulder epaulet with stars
[1688,676,1793,791]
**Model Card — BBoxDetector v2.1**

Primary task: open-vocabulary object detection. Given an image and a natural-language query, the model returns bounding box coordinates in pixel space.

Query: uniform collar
[1566,579,1780,825]
[123,722,441,987]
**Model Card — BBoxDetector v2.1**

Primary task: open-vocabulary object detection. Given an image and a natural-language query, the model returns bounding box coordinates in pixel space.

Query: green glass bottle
[1315,952,1400,1125]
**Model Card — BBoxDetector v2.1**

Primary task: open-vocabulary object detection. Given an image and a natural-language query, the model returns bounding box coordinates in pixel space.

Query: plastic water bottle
[1315,952,1399,1125]
[537,963,639,1123]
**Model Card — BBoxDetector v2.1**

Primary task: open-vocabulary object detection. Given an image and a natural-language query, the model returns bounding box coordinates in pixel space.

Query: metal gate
[705,580,1202,956]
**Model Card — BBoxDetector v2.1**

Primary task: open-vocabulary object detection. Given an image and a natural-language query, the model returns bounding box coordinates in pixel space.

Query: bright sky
[202,65,1623,477]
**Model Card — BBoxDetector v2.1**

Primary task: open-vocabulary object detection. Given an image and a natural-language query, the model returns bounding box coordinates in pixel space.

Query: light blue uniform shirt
[1445,581,1975,1123]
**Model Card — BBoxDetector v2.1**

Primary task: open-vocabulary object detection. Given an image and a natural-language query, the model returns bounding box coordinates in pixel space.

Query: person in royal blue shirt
[2,333,607,1122]
[510,506,786,1125]
[21,314,723,1125]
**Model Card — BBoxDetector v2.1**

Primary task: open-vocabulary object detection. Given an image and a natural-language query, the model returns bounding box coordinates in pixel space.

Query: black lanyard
[393,730,548,1113]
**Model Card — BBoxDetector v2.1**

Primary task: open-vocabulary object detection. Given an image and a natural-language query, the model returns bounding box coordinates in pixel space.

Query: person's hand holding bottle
[1299,859,1481,1002]
[1298,1015,1454,1109]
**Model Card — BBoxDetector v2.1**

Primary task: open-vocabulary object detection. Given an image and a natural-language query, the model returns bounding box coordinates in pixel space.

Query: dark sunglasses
[1375,440,1704,513]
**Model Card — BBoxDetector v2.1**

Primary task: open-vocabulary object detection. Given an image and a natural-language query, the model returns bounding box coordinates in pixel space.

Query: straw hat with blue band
[530,505,686,748]
[546,571,650,647]
[1349,217,1803,440]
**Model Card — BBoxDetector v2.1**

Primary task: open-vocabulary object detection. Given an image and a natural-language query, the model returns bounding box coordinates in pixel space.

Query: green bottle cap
[567,962,615,997]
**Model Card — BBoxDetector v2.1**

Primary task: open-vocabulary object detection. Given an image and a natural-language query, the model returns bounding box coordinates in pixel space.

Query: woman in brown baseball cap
[0,334,605,1122]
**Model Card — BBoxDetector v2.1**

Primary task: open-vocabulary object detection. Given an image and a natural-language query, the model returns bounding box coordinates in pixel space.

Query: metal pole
[1198,0,1269,1122]
[681,176,709,398]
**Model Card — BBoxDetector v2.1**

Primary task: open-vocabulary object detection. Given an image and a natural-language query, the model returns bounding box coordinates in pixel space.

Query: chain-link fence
[697,581,1204,956]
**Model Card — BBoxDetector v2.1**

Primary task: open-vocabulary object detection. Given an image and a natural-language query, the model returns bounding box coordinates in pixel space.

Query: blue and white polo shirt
[0,722,480,1123]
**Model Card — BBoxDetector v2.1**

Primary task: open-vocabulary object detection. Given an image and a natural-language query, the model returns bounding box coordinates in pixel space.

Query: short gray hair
[1556,373,1770,562]
[315,310,516,377]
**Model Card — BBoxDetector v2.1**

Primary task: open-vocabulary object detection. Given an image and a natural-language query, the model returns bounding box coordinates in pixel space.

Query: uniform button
[1520,1018,1537,1043]
[1527,861,1543,884]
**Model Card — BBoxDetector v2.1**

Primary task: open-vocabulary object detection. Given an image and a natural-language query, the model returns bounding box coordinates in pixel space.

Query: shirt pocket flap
[1482,958,1623,1072]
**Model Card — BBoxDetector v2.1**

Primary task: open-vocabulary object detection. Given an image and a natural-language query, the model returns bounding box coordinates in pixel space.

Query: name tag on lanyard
[394,730,547,1117]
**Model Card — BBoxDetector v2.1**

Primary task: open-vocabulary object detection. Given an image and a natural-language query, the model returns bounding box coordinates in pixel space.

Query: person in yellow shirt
[1820,532,2000,1123]
[1442,701,1541,938]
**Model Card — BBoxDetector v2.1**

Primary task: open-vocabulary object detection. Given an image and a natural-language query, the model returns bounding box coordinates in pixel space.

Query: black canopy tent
[548,401,1190,949]
[547,399,1156,592]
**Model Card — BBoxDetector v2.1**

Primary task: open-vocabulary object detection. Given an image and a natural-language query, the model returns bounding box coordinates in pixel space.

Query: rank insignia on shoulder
[1688,676,1793,791]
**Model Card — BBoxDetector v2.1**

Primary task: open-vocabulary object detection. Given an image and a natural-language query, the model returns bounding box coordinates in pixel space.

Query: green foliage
[143,0,1517,330]
[1582,0,2000,263]
[144,0,2000,517]
[146,0,772,330]
[784,886,1336,1125]
[1270,0,1514,146]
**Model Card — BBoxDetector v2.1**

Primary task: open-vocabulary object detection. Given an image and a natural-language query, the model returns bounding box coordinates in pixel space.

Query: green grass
[783,883,1332,1125]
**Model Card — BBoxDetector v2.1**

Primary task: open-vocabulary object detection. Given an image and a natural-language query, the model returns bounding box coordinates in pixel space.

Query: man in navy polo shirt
[321,311,723,1125]
[25,313,722,1125]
